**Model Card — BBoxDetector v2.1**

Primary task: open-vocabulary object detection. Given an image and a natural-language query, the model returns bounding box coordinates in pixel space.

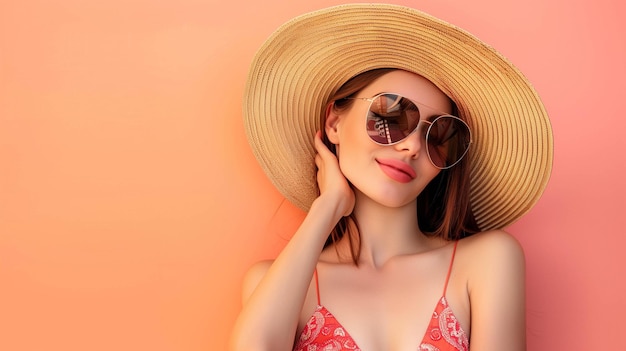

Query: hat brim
[243,3,553,230]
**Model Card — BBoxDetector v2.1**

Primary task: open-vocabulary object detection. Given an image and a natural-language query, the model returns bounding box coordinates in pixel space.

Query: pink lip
[376,158,416,183]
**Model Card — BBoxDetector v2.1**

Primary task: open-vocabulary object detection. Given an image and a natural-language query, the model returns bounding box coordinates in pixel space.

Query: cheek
[338,116,372,150]
[337,112,363,142]
[335,116,369,163]
[336,143,362,174]
[335,140,373,186]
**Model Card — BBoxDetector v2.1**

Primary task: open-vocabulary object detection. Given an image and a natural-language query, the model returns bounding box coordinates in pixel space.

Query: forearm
[230,196,344,351]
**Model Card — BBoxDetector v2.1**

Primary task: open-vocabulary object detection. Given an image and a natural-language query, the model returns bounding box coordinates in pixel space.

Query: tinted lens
[365,94,420,144]
[426,116,471,169]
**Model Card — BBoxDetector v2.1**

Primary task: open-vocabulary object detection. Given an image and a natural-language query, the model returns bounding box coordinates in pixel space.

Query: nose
[393,129,423,158]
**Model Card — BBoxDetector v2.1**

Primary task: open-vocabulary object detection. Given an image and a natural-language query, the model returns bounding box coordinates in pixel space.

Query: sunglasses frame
[345,92,472,170]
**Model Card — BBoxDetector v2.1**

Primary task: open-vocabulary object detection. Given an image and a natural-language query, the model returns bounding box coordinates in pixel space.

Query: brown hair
[320,68,479,265]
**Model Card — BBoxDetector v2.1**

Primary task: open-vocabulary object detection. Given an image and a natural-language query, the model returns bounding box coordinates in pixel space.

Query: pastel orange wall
[1,0,624,350]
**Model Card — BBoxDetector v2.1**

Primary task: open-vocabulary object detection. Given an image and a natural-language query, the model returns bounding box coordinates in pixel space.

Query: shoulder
[456,231,527,348]
[458,230,525,294]
[460,229,525,265]
[240,260,274,304]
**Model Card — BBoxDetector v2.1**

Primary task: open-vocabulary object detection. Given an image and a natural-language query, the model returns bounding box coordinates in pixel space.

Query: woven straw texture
[243,3,553,230]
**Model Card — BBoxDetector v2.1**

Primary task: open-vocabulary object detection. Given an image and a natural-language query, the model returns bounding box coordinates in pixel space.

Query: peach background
[1,0,624,350]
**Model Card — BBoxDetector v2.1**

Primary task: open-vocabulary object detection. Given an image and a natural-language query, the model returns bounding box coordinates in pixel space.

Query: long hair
[320,68,479,265]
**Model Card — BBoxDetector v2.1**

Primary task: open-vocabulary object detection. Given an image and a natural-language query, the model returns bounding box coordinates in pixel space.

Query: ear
[324,102,341,144]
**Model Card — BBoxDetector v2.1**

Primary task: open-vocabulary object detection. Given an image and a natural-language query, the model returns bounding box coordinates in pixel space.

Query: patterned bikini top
[293,241,469,351]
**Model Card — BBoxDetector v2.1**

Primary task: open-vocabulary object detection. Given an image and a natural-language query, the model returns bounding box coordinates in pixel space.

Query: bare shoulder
[240,260,274,304]
[460,229,525,265]
[457,231,527,348]
[458,230,525,293]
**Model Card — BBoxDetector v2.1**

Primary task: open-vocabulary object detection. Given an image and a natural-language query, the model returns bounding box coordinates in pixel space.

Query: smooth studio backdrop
[1,0,624,350]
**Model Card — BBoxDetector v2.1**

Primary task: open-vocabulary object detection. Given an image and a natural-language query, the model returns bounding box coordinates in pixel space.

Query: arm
[229,132,354,351]
[467,230,526,351]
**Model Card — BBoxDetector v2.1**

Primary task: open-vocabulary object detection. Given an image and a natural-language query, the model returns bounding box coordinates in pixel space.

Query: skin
[230,70,526,351]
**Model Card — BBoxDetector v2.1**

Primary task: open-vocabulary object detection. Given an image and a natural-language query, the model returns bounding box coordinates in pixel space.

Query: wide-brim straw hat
[243,3,553,230]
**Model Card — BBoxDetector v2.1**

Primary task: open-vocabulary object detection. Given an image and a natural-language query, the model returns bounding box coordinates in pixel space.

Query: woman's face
[326,70,453,208]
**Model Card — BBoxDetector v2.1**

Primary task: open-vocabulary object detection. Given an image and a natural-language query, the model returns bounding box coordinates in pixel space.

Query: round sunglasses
[344,93,472,169]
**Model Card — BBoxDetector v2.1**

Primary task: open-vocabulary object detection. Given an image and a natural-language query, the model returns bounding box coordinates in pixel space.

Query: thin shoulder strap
[314,268,321,306]
[442,241,459,296]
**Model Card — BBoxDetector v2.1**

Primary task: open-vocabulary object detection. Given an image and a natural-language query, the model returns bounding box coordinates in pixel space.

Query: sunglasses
[345,93,472,169]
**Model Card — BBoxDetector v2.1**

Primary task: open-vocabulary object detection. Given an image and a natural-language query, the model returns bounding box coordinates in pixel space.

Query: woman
[231,4,553,351]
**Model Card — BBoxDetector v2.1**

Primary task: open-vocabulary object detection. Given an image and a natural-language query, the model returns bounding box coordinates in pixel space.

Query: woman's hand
[230,132,354,351]
[314,131,355,217]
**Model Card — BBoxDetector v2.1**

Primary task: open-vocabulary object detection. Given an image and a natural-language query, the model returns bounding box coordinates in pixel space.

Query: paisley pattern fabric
[419,297,469,351]
[294,305,361,351]
[293,241,468,351]
[293,297,468,351]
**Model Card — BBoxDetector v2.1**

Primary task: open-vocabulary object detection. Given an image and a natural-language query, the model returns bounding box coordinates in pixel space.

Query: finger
[313,130,335,160]
[314,153,323,168]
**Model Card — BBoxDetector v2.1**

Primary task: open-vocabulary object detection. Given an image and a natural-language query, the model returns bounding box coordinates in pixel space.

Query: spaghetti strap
[442,241,459,296]
[314,268,321,306]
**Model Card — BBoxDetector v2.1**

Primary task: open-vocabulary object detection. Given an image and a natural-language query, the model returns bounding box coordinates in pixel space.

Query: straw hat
[243,3,553,230]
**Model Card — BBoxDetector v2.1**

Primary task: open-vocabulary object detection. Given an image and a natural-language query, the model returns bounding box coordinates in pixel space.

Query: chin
[362,189,419,209]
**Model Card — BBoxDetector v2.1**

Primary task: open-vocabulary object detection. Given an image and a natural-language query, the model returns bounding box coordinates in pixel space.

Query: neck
[340,190,441,269]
